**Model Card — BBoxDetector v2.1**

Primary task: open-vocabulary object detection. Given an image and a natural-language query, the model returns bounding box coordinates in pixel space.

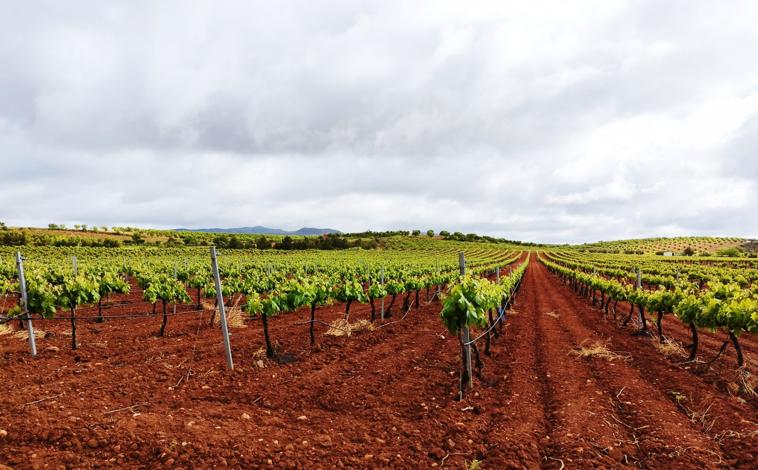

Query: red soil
[0,259,756,469]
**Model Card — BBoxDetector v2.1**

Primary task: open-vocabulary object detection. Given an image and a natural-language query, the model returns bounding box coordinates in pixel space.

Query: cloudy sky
[1,0,757,243]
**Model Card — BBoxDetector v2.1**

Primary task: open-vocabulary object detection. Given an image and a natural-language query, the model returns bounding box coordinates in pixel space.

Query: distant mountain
[175,226,341,236]
[290,227,342,236]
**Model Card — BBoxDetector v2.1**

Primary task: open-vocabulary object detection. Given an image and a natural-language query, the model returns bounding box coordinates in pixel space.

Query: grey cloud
[723,113,758,179]
[1,0,757,243]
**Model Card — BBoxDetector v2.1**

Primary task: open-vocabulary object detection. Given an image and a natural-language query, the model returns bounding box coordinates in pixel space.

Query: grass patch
[466,459,482,470]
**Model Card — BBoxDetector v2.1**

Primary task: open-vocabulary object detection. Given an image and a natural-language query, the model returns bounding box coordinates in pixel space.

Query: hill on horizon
[573,236,756,255]
[174,226,342,236]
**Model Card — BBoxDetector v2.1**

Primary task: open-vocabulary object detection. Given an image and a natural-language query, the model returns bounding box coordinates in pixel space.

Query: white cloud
[0,0,757,243]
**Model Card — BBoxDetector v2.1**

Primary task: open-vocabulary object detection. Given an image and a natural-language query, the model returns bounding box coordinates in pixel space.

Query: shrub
[716,247,741,257]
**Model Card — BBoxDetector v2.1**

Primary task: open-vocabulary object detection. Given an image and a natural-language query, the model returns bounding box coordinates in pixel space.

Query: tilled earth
[1,259,756,469]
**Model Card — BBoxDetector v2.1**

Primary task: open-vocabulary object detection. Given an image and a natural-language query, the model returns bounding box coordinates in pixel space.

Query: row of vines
[541,251,758,368]
[0,245,521,363]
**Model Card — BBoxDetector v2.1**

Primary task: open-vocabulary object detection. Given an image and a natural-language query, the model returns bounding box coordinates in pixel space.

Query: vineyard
[0,238,756,468]
[573,236,754,256]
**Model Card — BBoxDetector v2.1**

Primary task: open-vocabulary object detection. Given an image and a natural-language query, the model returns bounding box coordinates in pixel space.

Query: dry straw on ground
[570,339,631,362]
[671,392,716,433]
[654,337,687,358]
[0,323,45,340]
[205,299,247,329]
[251,347,267,360]
[325,319,375,337]
[729,367,757,398]
[250,348,268,368]
[211,305,246,329]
